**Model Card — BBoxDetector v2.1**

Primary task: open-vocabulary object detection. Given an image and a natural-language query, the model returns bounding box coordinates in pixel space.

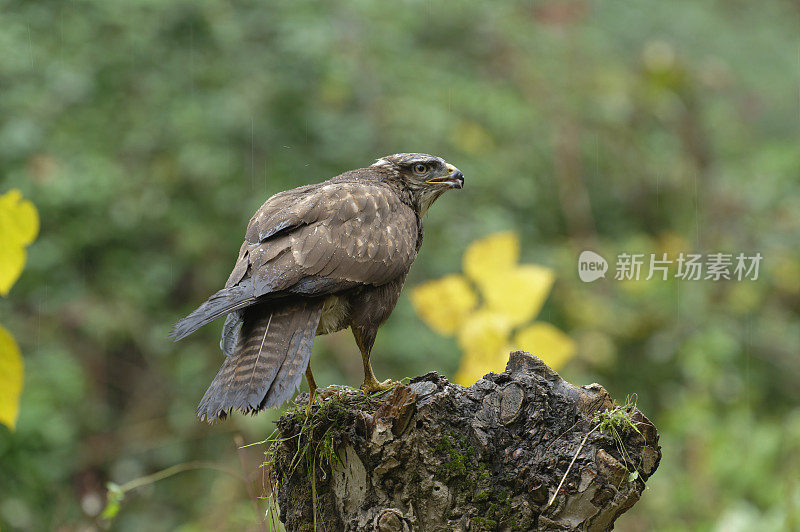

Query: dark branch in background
[268,351,661,531]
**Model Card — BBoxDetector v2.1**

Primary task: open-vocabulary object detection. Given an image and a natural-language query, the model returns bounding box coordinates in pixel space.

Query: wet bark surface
[272,351,661,531]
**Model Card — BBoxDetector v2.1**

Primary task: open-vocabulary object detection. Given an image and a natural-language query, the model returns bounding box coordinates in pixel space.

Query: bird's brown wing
[234,180,419,291]
[170,180,418,341]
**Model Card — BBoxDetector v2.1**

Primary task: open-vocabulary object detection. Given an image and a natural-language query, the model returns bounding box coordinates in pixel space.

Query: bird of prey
[170,153,464,422]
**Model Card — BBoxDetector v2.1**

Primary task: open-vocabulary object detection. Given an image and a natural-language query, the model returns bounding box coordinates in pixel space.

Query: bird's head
[372,153,464,216]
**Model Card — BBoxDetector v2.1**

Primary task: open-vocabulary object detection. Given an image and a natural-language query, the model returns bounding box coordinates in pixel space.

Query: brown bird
[170,153,464,421]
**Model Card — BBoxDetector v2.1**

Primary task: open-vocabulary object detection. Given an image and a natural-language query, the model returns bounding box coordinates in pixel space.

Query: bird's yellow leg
[305,363,318,416]
[359,352,396,394]
[352,325,396,394]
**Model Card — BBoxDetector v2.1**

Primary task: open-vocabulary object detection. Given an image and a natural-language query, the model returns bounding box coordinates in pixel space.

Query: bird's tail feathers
[220,311,243,357]
[196,299,323,422]
[169,280,258,342]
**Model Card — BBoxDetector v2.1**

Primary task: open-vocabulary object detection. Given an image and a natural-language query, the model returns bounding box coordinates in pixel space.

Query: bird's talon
[361,378,398,395]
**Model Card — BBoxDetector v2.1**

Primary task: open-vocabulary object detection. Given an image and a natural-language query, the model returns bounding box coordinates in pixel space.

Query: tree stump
[271,351,661,531]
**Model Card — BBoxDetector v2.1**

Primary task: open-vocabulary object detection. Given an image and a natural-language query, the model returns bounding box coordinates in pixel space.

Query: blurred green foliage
[1,0,798,530]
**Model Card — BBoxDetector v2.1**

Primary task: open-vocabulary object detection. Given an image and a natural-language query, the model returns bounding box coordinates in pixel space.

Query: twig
[116,461,245,494]
[544,425,599,510]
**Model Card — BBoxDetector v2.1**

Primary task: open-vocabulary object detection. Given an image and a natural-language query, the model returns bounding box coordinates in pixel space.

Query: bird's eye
[413,164,427,175]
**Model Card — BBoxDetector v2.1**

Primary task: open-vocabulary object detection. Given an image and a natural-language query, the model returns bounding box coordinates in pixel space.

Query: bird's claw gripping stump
[270,351,661,531]
[360,378,400,395]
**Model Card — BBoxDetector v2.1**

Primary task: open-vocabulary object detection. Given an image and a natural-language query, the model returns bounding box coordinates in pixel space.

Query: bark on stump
[272,351,661,531]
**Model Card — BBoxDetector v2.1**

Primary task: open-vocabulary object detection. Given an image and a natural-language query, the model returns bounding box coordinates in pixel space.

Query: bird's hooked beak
[426,163,464,189]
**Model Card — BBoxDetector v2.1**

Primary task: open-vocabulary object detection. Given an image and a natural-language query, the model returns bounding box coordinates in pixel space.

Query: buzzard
[170,153,464,421]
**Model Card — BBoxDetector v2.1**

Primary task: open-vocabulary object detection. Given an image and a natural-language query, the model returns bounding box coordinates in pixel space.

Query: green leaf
[101,482,125,521]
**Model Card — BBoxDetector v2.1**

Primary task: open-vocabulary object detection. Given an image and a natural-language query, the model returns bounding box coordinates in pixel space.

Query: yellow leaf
[454,345,511,386]
[481,265,555,326]
[462,231,519,286]
[514,322,576,371]
[0,324,24,430]
[0,189,40,296]
[453,310,513,385]
[0,190,39,246]
[456,309,513,352]
[410,274,478,336]
[415,230,576,384]
[0,244,26,299]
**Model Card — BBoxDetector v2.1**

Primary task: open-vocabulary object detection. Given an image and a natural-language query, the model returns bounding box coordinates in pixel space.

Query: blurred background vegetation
[1,0,799,530]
